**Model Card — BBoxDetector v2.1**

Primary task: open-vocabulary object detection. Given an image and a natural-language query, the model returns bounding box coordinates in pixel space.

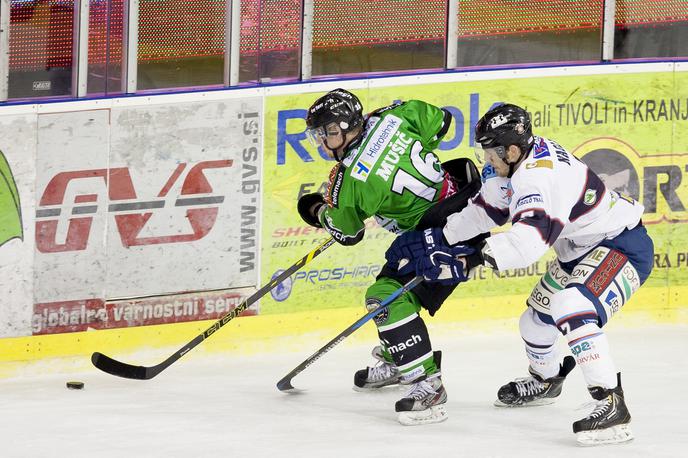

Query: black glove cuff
[463,239,494,271]
[465,240,498,271]
[297,193,325,228]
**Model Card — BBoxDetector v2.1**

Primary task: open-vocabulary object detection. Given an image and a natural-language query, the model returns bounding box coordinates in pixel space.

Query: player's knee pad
[519,307,559,348]
[526,260,571,316]
[549,287,599,336]
[567,245,642,325]
[365,278,421,328]
[519,307,561,379]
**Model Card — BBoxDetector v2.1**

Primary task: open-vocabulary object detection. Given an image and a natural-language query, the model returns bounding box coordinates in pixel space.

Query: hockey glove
[297,193,325,228]
[413,227,476,285]
[416,244,475,285]
[385,230,428,275]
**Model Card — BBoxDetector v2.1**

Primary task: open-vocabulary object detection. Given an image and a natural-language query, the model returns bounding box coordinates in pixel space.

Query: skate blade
[576,424,634,446]
[352,381,401,392]
[493,398,556,408]
[397,405,448,426]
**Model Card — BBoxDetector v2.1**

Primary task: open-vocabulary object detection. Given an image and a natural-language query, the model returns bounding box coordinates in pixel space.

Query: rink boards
[1,61,687,369]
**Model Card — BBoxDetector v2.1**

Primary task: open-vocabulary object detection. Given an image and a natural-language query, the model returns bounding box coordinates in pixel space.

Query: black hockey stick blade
[276,378,295,391]
[91,238,336,380]
[91,352,150,380]
[276,276,423,392]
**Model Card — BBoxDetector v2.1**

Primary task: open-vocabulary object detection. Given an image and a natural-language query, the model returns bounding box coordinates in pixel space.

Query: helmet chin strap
[323,135,345,161]
[503,149,526,178]
[325,129,363,162]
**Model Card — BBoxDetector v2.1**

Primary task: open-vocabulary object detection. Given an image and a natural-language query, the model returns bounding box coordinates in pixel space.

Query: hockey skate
[353,346,401,391]
[573,373,633,446]
[495,355,576,407]
[395,372,448,426]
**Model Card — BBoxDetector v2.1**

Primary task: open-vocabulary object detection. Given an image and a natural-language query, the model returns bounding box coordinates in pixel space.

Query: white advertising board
[31,97,262,335]
[0,113,36,337]
[106,98,262,298]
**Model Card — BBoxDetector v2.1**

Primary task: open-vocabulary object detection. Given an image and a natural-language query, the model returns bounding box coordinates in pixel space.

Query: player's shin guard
[573,373,633,446]
[366,281,437,381]
[563,323,618,389]
[378,313,436,382]
[550,287,617,388]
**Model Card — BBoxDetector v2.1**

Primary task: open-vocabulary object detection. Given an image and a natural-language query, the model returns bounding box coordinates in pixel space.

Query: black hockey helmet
[474,103,534,161]
[306,89,363,161]
[306,88,363,131]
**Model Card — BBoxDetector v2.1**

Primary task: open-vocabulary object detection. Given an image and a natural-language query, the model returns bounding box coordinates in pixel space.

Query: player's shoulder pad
[529,136,572,167]
[510,159,552,205]
[511,161,551,191]
[370,101,404,117]
[399,99,442,114]
[524,138,554,169]
[522,157,555,173]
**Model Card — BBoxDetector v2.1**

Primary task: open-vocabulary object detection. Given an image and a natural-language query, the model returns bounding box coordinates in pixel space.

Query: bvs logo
[36,160,231,253]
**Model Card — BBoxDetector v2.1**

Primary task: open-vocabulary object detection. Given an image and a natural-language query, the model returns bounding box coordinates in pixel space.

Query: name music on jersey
[375,131,415,182]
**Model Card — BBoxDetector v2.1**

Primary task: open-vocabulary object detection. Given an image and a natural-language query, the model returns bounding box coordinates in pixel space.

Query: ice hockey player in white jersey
[386,103,654,445]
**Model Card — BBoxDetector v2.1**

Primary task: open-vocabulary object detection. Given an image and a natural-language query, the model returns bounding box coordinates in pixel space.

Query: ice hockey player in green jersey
[297,88,485,425]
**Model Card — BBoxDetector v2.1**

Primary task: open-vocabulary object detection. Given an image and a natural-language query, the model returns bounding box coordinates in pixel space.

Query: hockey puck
[66,381,84,390]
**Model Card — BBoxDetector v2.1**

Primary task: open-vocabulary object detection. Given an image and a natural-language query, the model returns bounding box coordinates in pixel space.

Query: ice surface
[1,324,686,458]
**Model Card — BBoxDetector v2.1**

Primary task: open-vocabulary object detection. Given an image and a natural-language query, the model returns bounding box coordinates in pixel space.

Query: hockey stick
[276,275,424,392]
[92,237,336,380]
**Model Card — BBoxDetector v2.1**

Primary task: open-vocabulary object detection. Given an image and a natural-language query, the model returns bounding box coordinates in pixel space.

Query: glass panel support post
[225,0,240,86]
[0,0,9,101]
[73,0,90,97]
[122,0,140,93]
[446,0,458,69]
[300,0,313,81]
[602,0,616,61]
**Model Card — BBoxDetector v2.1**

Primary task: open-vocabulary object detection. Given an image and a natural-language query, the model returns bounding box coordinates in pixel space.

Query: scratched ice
[1,323,685,458]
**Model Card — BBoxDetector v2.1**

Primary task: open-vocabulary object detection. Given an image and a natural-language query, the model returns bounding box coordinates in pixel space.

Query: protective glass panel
[239,0,302,83]
[87,0,124,95]
[311,0,446,76]
[614,0,688,59]
[8,0,75,99]
[667,71,687,315]
[137,0,225,91]
[456,0,603,67]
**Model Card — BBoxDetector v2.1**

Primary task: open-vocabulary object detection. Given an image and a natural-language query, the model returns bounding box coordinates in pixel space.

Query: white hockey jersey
[443,136,645,270]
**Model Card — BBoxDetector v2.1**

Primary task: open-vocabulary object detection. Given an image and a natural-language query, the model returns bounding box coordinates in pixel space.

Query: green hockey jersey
[317,100,453,245]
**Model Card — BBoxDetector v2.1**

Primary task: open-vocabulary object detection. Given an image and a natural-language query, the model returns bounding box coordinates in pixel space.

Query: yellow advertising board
[261,70,688,323]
